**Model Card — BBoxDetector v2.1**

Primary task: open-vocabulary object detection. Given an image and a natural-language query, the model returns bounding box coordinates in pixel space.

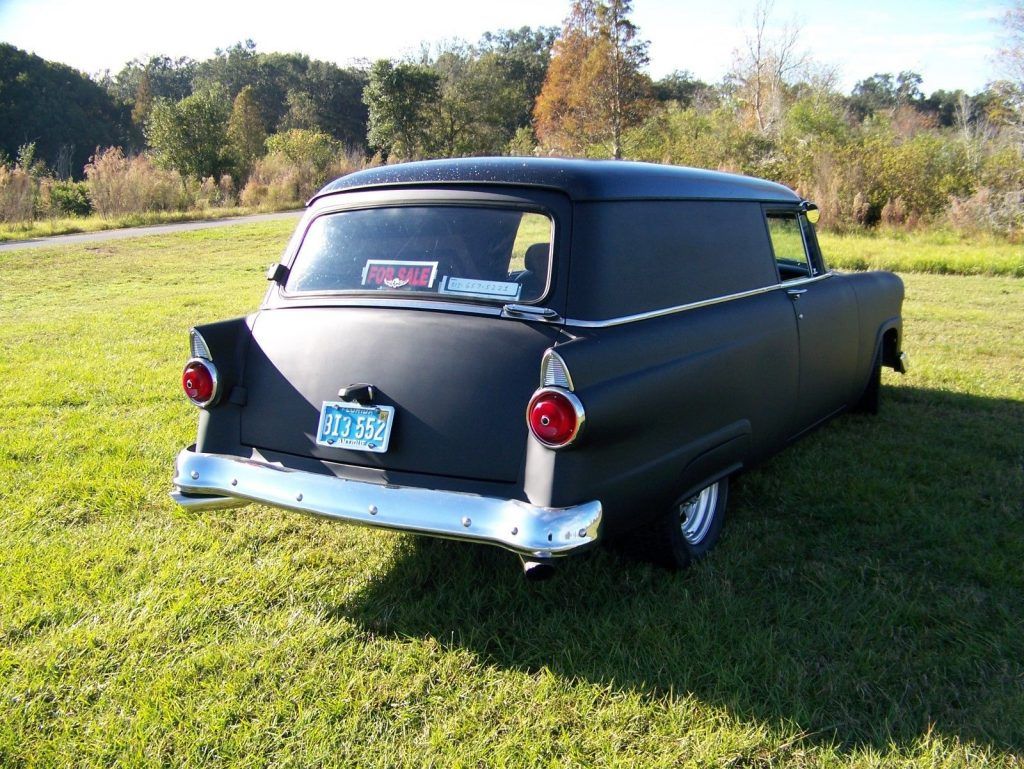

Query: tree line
[2,0,1023,235]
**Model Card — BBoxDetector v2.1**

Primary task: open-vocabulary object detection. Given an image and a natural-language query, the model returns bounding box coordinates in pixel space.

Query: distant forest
[2,0,1023,234]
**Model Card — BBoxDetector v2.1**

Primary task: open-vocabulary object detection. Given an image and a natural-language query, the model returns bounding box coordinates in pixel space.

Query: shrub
[240,149,362,209]
[881,197,908,226]
[0,164,35,223]
[84,147,183,216]
[948,187,1024,238]
[218,175,236,206]
[45,180,92,217]
[193,175,237,209]
[851,193,870,226]
[264,129,340,173]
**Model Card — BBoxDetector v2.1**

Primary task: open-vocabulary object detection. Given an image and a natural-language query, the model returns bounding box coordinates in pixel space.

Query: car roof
[312,157,801,204]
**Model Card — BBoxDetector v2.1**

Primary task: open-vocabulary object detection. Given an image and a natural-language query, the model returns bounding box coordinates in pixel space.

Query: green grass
[820,228,1024,278]
[1,221,1022,766]
[0,204,300,243]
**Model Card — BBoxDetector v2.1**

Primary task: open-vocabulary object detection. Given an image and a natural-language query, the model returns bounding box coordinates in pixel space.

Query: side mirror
[800,201,820,224]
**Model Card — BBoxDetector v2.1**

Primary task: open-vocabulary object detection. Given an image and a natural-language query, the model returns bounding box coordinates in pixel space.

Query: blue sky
[0,0,1009,93]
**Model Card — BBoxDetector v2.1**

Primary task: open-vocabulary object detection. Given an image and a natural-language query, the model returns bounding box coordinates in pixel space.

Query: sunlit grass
[0,221,1022,766]
[820,227,1024,277]
[0,204,301,243]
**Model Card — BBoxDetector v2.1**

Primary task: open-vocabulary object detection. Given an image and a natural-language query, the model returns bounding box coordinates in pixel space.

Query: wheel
[627,476,730,570]
[854,348,882,415]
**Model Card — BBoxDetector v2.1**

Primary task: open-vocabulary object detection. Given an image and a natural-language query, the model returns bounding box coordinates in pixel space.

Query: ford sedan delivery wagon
[172,158,907,576]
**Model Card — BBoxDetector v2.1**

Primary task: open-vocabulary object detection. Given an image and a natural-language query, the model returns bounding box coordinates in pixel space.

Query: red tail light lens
[182,359,218,406]
[527,388,585,448]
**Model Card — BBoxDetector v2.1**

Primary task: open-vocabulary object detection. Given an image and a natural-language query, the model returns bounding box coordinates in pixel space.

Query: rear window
[286,206,553,303]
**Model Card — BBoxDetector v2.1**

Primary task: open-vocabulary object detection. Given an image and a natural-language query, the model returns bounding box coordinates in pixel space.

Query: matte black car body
[171,158,907,568]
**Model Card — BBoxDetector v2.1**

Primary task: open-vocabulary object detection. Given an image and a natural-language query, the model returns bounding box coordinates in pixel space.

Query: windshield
[286,206,553,303]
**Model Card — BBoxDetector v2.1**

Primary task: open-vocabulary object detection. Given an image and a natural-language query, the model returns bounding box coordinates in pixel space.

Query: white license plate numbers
[316,402,395,453]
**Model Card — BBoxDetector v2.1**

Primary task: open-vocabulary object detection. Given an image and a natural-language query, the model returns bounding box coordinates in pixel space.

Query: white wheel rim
[679,482,718,545]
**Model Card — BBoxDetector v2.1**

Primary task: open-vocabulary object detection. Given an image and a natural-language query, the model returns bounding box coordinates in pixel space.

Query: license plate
[315,402,395,453]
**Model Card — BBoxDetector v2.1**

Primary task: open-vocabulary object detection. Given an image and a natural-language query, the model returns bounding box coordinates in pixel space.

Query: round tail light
[527,387,585,448]
[182,358,219,407]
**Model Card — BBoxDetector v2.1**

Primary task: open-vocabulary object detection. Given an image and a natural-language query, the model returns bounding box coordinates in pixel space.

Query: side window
[798,213,828,274]
[766,212,812,282]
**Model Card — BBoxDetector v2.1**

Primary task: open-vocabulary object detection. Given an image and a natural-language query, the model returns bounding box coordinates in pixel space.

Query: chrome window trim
[262,296,505,317]
[564,273,834,329]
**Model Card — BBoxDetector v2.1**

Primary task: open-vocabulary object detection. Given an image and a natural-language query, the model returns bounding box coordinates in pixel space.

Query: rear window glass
[286,206,553,303]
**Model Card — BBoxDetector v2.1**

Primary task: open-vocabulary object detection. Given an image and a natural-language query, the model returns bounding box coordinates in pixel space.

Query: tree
[131,70,153,128]
[997,1,1024,139]
[1000,1,1024,85]
[478,26,558,138]
[849,71,924,121]
[0,44,133,177]
[728,0,807,134]
[652,70,712,108]
[103,55,197,106]
[147,85,232,180]
[195,40,260,99]
[227,85,266,177]
[534,0,651,158]
[363,59,439,160]
[278,60,368,148]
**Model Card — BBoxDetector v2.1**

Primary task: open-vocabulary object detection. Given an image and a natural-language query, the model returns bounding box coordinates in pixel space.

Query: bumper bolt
[368,505,378,515]
[511,526,519,535]
[578,528,587,537]
[231,479,238,486]
[296,493,303,502]
[190,471,199,480]
[461,516,472,528]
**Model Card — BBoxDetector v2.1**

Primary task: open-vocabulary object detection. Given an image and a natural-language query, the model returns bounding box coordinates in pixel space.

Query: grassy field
[0,204,301,243]
[820,228,1024,278]
[1,221,1022,767]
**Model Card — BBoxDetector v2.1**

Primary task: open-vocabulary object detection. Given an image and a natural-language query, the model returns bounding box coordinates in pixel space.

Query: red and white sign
[361,260,438,289]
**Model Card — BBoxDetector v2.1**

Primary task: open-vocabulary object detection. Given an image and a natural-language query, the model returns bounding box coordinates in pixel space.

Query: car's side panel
[787,275,862,430]
[844,270,906,378]
[566,201,780,321]
[526,290,799,534]
[191,315,254,454]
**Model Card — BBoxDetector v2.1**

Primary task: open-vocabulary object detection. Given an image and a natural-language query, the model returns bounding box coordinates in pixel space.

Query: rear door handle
[787,289,807,300]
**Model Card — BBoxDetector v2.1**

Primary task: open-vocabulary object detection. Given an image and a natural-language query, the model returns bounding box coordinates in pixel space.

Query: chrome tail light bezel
[183,329,220,408]
[526,386,586,449]
[182,357,220,408]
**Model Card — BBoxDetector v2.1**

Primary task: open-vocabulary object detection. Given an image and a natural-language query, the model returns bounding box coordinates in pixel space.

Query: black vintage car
[172,158,907,576]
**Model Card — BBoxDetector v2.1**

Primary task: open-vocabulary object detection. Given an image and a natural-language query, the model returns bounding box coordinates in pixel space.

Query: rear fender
[189,315,256,453]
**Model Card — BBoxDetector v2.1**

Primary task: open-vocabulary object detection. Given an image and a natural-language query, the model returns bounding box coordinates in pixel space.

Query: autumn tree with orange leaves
[534,0,652,158]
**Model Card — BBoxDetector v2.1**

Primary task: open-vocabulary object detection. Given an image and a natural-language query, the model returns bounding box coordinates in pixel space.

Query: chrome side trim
[502,304,560,322]
[262,295,505,318]
[171,449,602,558]
[564,273,834,328]
[540,349,574,391]
[189,328,212,360]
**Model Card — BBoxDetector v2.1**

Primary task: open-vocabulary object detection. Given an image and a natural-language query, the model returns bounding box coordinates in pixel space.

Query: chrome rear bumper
[171,448,602,558]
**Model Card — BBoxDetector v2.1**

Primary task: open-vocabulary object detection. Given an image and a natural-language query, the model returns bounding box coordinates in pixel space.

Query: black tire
[627,476,730,570]
[854,348,882,415]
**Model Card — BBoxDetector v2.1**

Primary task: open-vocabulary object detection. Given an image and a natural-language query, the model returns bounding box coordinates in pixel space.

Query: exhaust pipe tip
[520,557,556,581]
